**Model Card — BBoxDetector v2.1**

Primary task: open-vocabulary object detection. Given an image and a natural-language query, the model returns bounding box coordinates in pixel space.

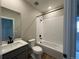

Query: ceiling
[26,0,64,13]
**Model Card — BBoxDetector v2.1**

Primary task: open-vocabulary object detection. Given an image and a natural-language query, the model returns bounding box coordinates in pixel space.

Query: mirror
[1,17,14,41]
[1,7,22,41]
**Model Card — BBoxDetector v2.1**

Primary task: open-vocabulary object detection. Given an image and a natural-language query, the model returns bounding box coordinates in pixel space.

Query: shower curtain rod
[37,7,64,17]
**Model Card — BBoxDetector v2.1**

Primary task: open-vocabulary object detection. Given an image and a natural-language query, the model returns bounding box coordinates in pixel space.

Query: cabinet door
[12,57,17,59]
[3,45,28,59]
[16,51,27,59]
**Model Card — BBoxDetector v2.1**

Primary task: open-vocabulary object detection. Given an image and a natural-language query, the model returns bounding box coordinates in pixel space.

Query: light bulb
[48,6,52,10]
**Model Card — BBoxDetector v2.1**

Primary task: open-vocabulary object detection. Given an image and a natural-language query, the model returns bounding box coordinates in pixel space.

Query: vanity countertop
[0,38,28,55]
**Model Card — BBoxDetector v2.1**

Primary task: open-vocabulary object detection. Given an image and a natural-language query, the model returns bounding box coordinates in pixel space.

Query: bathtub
[37,40,63,59]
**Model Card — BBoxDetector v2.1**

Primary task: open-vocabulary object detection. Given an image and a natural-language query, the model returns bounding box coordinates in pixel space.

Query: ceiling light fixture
[48,6,52,10]
[48,0,52,11]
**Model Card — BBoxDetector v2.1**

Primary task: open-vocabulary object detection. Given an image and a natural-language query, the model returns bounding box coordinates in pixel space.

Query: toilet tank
[28,39,36,47]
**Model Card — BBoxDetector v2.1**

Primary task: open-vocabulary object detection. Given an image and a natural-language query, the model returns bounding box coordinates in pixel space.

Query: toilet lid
[32,46,43,53]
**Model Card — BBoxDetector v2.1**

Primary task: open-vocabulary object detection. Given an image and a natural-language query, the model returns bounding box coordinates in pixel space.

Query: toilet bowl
[28,39,43,59]
[32,46,43,54]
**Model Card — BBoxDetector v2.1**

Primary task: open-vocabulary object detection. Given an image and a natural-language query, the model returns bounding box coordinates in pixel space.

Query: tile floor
[29,53,56,59]
[42,53,56,59]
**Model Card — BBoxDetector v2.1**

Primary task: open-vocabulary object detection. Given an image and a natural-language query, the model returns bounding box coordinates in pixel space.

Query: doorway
[76,17,79,59]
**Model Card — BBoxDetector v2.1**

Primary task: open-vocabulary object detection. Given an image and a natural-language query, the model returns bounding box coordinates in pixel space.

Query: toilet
[28,39,43,59]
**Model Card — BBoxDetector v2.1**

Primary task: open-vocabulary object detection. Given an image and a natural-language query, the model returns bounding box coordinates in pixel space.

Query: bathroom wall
[37,9,64,45]
[1,0,41,41]
[1,7,21,38]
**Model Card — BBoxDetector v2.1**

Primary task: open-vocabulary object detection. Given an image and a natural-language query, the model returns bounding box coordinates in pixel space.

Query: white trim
[70,0,77,59]
[1,16,15,39]
[64,0,72,59]
[64,0,77,59]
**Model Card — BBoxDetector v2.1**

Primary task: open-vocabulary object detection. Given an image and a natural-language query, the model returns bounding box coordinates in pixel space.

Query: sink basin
[1,42,25,53]
[1,39,28,55]
[2,42,24,49]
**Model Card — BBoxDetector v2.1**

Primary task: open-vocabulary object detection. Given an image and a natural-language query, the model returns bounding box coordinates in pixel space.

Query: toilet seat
[32,46,43,54]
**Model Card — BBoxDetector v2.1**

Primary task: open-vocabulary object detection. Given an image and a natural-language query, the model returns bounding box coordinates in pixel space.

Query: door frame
[64,0,77,59]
